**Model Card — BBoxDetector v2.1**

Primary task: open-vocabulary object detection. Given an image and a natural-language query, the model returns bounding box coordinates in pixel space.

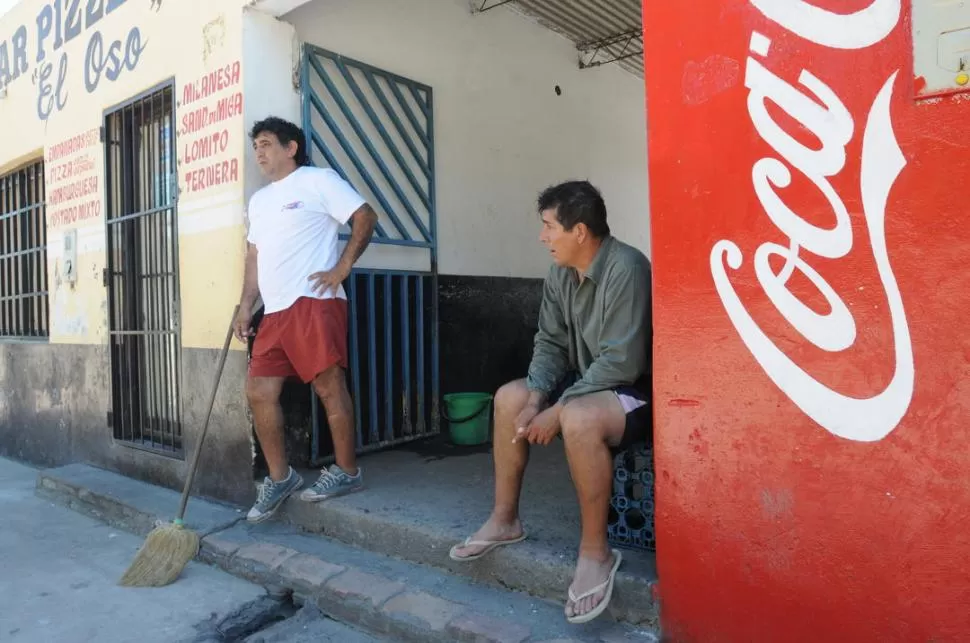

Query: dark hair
[537,180,610,238]
[249,116,309,166]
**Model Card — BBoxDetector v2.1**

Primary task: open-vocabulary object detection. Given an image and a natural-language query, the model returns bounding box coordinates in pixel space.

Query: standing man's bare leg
[246,376,288,481]
[560,392,627,620]
[300,364,365,502]
[245,373,305,523]
[450,379,531,559]
[312,365,357,474]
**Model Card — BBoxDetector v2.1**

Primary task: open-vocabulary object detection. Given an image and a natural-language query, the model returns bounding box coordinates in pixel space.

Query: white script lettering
[709,4,912,442]
[746,47,854,262]
[749,0,901,50]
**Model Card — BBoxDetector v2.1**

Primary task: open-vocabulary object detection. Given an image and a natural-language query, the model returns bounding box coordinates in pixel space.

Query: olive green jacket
[526,235,652,404]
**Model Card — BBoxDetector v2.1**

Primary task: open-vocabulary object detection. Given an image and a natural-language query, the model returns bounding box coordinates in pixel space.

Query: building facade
[5,0,966,640]
[0,0,257,503]
[0,0,649,503]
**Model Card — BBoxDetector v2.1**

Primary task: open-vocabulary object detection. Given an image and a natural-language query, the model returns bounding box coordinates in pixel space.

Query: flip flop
[565,549,623,624]
[448,532,528,562]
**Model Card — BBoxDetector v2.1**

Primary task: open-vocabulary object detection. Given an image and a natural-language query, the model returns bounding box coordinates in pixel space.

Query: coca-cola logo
[709,0,912,442]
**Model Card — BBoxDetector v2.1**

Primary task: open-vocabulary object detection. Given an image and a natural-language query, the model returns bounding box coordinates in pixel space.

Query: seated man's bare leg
[450,379,531,559]
[560,391,627,621]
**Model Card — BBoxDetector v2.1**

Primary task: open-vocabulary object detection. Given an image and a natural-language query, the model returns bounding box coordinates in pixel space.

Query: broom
[119,305,240,587]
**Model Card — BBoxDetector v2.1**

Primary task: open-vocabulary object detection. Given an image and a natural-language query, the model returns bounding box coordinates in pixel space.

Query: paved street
[0,457,381,643]
[243,603,382,642]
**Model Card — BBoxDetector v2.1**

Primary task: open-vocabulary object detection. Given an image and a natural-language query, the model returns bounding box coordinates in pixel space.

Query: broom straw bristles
[118,522,200,587]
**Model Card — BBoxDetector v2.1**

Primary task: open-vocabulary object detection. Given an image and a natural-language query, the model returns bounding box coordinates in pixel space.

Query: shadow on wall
[438,275,544,396]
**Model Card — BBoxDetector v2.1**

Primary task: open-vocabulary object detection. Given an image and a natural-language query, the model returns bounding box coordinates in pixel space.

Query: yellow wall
[0,0,249,350]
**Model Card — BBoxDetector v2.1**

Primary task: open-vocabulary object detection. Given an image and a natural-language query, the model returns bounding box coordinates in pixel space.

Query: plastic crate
[607,443,656,552]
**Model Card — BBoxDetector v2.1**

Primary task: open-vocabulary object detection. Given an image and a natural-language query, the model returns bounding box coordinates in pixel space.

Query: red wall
[643,1,969,641]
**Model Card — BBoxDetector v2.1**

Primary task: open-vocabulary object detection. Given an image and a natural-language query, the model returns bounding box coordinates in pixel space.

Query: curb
[199,535,657,643]
[35,464,243,537]
[280,493,659,627]
[36,469,164,536]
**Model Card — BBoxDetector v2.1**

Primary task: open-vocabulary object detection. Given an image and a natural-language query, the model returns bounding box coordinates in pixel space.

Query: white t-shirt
[246,166,366,314]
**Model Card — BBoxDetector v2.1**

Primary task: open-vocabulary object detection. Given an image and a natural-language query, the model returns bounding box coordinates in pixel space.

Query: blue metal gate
[301,44,439,461]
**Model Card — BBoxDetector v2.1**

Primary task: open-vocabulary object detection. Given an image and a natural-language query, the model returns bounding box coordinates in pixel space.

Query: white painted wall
[241,8,302,205]
[261,0,651,278]
[0,0,20,20]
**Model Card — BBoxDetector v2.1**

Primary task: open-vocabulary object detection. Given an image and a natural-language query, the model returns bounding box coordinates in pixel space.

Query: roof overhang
[252,0,644,77]
[472,0,643,77]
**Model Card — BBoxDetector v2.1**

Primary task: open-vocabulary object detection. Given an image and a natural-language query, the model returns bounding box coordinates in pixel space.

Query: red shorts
[249,296,349,383]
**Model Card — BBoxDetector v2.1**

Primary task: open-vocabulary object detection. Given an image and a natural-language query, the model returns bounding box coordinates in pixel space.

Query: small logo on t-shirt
[281,201,304,211]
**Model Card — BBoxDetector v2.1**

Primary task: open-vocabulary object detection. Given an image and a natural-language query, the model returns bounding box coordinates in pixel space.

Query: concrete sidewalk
[36,460,660,642]
[0,456,372,643]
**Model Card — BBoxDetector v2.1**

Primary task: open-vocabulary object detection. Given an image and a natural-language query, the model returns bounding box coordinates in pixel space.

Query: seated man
[449,180,652,625]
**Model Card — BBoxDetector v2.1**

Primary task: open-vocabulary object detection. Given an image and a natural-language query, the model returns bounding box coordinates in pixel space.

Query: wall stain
[761,488,795,520]
[682,55,741,106]
[202,15,227,63]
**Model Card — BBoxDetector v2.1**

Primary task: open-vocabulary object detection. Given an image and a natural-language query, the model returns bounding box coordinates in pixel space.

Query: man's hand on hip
[308,263,351,297]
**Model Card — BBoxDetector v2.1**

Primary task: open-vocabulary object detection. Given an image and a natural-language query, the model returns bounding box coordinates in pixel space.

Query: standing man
[448,181,652,624]
[236,116,378,523]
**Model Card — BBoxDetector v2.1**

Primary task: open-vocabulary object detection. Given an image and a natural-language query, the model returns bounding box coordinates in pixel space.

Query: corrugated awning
[474,0,643,77]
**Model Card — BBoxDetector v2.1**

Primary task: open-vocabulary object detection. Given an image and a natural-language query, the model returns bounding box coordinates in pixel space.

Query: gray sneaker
[247,467,304,523]
[299,464,363,502]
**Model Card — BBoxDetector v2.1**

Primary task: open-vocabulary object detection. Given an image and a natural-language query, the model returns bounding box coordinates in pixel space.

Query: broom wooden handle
[176,304,240,522]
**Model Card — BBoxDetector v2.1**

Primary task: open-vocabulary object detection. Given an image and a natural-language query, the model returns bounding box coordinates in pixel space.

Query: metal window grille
[0,161,49,339]
[104,83,183,456]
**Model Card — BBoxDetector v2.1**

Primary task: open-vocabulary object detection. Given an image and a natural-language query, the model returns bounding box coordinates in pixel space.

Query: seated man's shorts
[549,372,652,454]
[249,296,349,383]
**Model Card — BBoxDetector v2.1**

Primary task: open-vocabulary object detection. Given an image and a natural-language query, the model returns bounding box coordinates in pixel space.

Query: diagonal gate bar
[301,45,439,461]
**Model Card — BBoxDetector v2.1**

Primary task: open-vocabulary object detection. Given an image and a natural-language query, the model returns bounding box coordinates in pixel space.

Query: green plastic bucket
[442,392,493,446]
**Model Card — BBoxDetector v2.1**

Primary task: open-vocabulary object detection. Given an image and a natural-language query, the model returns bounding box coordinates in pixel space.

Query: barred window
[0,160,49,339]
